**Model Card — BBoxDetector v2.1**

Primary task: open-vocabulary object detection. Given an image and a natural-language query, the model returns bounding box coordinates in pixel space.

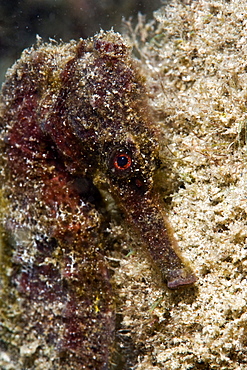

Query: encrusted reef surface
[119,0,247,369]
[1,0,247,369]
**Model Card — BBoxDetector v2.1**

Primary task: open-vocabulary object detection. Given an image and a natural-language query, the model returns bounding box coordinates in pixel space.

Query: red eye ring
[113,153,132,170]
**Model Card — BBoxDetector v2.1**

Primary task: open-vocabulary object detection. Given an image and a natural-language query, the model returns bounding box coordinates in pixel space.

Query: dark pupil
[117,155,128,168]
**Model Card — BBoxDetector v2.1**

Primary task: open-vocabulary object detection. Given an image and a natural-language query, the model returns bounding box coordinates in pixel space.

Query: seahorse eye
[114,153,131,170]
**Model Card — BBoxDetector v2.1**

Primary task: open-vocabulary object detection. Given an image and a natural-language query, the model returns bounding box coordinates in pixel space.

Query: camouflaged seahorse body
[0,30,196,369]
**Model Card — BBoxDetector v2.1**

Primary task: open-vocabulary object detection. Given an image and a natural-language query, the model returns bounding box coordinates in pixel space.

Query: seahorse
[0,30,196,369]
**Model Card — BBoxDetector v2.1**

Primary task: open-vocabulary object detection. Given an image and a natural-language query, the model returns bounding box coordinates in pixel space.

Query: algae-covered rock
[120,0,247,368]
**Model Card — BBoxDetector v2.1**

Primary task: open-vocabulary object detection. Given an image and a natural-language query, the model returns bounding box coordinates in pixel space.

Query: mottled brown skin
[0,31,196,369]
